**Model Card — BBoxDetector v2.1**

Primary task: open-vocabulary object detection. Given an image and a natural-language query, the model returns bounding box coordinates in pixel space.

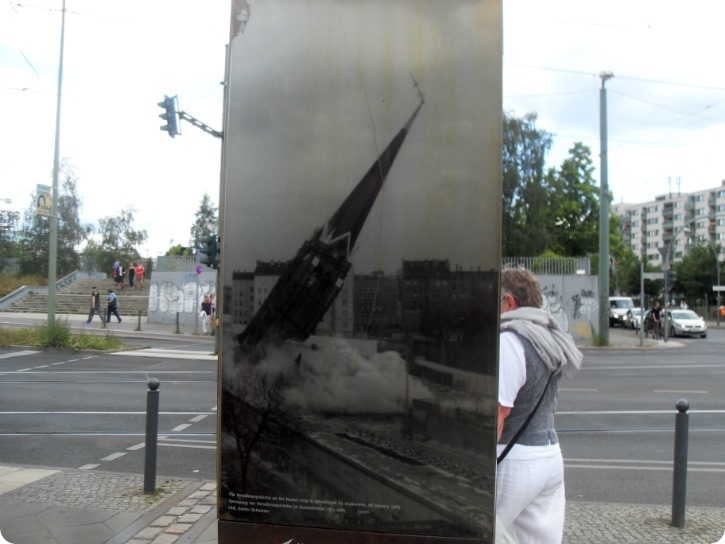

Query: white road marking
[78,464,100,470]
[100,452,127,462]
[189,415,208,423]
[158,442,216,450]
[653,390,708,394]
[565,463,725,473]
[172,424,191,432]
[111,348,216,361]
[0,351,41,359]
[160,438,215,445]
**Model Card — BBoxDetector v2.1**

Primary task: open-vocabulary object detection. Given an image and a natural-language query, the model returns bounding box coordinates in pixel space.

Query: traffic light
[158,95,180,137]
[200,235,220,269]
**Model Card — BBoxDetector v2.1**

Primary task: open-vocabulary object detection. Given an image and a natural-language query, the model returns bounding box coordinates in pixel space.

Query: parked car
[666,309,707,338]
[624,307,644,330]
[609,296,635,327]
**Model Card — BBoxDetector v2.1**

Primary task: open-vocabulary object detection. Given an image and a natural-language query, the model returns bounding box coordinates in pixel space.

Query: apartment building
[613,180,725,266]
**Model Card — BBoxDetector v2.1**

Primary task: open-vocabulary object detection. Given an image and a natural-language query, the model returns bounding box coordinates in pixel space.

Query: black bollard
[144,378,160,494]
[671,398,689,528]
[136,309,142,332]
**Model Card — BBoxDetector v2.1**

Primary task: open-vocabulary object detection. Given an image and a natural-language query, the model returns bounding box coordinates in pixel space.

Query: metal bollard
[136,309,142,332]
[144,378,160,494]
[671,398,689,528]
[175,311,181,334]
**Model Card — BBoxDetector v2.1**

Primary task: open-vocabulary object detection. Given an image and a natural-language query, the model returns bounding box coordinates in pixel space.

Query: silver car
[667,309,707,338]
[624,307,644,330]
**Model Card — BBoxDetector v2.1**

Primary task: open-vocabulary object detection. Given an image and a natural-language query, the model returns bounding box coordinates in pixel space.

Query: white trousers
[496,444,565,544]
[200,313,209,334]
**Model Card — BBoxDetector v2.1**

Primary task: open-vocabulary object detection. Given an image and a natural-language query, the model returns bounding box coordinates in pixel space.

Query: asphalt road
[1,329,723,508]
[560,325,725,507]
[0,342,217,480]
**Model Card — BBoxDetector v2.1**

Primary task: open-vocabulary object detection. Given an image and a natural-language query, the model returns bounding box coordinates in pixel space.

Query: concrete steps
[4,277,149,317]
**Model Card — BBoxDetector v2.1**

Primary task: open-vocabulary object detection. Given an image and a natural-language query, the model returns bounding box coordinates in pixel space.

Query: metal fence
[154,255,203,273]
[502,257,590,276]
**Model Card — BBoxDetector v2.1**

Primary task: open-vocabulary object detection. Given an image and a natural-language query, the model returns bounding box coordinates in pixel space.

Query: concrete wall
[538,274,599,343]
[147,271,217,325]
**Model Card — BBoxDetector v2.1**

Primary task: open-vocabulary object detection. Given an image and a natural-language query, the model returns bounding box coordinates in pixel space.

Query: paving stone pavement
[564,501,725,543]
[0,466,217,544]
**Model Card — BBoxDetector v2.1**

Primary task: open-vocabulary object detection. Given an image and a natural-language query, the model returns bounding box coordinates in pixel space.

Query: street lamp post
[598,71,614,345]
[661,226,692,342]
[47,0,67,328]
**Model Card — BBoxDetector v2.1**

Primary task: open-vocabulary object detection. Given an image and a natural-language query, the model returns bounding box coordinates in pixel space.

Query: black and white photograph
[218,0,502,541]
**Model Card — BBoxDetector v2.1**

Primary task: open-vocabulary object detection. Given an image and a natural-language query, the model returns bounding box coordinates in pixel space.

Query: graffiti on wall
[541,283,569,333]
[148,273,216,317]
[540,281,598,340]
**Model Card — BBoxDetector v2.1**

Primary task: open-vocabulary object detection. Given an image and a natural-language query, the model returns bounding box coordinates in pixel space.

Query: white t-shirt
[499,331,526,409]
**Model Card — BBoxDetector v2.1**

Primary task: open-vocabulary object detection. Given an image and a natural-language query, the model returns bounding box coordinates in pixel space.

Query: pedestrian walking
[85,285,103,323]
[106,289,122,323]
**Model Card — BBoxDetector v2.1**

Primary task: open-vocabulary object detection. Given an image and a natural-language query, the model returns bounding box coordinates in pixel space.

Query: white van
[609,296,635,327]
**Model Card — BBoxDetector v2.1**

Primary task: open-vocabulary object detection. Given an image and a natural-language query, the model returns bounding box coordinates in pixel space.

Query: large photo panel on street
[218,1,502,542]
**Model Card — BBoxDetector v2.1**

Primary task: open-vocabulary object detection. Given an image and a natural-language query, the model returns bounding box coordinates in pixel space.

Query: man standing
[85,285,103,323]
[106,289,122,323]
[651,301,662,339]
[497,268,583,544]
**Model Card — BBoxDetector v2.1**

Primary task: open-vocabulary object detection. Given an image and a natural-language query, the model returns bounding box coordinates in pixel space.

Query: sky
[2,0,725,258]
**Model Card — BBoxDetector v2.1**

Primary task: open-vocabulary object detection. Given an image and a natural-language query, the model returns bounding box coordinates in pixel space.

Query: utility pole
[598,71,614,345]
[48,0,67,328]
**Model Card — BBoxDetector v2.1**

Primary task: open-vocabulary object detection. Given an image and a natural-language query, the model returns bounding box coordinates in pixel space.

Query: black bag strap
[497,372,554,465]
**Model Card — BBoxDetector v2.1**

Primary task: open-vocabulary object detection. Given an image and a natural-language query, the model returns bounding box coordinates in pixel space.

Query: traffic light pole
[178,111,223,139]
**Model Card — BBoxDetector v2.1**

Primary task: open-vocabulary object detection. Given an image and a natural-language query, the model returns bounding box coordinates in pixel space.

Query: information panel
[218,1,502,542]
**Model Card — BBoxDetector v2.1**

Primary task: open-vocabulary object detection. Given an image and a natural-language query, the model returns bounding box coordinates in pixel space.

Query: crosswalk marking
[111,348,216,361]
[0,350,41,360]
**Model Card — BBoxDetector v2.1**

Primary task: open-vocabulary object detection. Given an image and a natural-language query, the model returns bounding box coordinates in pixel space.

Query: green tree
[84,208,147,274]
[0,210,21,273]
[190,193,217,250]
[20,160,91,276]
[502,112,553,256]
[675,245,718,306]
[166,244,194,256]
[548,142,600,256]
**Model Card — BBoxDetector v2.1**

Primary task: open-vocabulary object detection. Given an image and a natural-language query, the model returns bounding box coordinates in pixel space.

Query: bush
[0,273,47,297]
[0,319,127,351]
[36,318,73,348]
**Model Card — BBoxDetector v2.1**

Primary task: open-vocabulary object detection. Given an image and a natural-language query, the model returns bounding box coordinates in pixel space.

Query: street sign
[195,263,203,276]
[712,286,725,292]
[643,272,664,280]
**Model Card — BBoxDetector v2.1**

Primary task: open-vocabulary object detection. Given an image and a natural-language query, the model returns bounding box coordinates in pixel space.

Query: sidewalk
[1,462,724,544]
[1,313,724,543]
[0,311,213,342]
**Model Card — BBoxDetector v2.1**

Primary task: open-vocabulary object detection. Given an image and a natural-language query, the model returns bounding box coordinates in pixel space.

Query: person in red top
[135,261,145,290]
